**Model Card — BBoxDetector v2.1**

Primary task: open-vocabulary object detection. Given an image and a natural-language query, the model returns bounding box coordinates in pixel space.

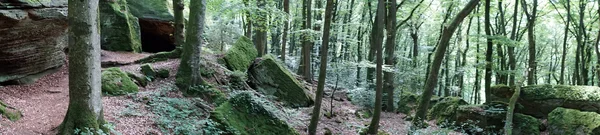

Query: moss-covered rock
[491,85,600,118]
[248,55,313,107]
[211,91,299,135]
[126,0,174,21]
[427,97,468,123]
[140,64,156,79]
[157,68,169,78]
[99,0,142,52]
[513,113,541,135]
[0,101,21,121]
[224,36,258,72]
[187,86,227,106]
[548,107,600,135]
[102,67,139,95]
[126,72,148,87]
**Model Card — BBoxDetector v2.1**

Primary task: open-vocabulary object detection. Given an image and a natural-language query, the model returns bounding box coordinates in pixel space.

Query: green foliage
[187,85,227,106]
[211,91,300,135]
[224,36,258,72]
[149,90,211,134]
[229,70,247,89]
[0,101,21,121]
[140,64,156,79]
[101,68,139,95]
[427,97,468,123]
[347,87,376,108]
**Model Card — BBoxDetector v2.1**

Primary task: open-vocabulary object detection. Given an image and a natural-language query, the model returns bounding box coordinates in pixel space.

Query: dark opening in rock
[139,19,175,53]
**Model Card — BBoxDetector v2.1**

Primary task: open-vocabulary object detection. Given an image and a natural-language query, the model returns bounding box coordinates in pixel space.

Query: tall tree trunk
[356,7,367,87]
[460,17,473,97]
[508,0,519,86]
[474,4,481,104]
[596,0,600,86]
[413,0,479,127]
[308,0,334,134]
[254,0,267,57]
[384,0,397,112]
[504,71,528,134]
[176,0,207,91]
[367,0,386,133]
[173,0,185,47]
[299,0,313,81]
[281,0,290,62]
[484,0,493,103]
[59,0,105,133]
[522,0,537,85]
[243,0,252,38]
[496,0,507,85]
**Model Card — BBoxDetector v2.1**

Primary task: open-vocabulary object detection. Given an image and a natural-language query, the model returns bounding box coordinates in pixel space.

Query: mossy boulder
[427,97,468,123]
[513,113,541,135]
[0,101,21,121]
[187,86,227,106]
[157,68,169,78]
[248,55,313,107]
[126,0,174,21]
[548,107,600,135]
[101,67,139,95]
[140,64,156,79]
[99,0,142,52]
[396,92,419,114]
[491,85,600,118]
[224,36,258,72]
[211,91,299,135]
[126,72,148,87]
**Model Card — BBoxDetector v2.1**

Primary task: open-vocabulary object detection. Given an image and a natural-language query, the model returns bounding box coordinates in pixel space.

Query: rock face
[101,68,139,95]
[224,36,258,72]
[427,97,468,123]
[0,0,68,84]
[548,107,600,135]
[211,91,300,135]
[99,0,142,52]
[491,85,600,118]
[248,55,314,107]
[126,0,177,52]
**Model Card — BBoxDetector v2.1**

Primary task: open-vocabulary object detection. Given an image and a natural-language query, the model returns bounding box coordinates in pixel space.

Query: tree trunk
[367,0,385,133]
[484,0,493,103]
[413,0,479,127]
[173,0,185,47]
[522,0,537,85]
[176,0,207,91]
[356,7,367,87]
[299,0,313,81]
[308,0,334,134]
[59,0,105,133]
[383,0,397,112]
[243,0,252,38]
[282,0,290,62]
[254,0,267,57]
[504,71,528,134]
[508,0,519,86]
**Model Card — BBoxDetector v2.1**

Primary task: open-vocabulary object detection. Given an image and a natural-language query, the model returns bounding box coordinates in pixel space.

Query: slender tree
[484,0,493,103]
[174,0,185,48]
[522,0,537,85]
[413,0,480,127]
[59,0,105,133]
[281,0,290,62]
[504,70,528,134]
[384,0,397,112]
[176,0,207,90]
[508,0,519,86]
[366,0,385,133]
[254,0,267,56]
[308,0,335,134]
[298,0,313,81]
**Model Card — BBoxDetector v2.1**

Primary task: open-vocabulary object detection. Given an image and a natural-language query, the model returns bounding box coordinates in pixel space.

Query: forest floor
[0,50,459,135]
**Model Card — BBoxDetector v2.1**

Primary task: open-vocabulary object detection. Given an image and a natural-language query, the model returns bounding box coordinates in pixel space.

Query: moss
[248,54,314,107]
[358,128,390,135]
[229,70,247,89]
[211,91,299,135]
[396,92,419,114]
[126,72,148,87]
[99,0,142,52]
[0,101,21,121]
[548,107,600,135]
[427,97,468,123]
[140,64,156,79]
[513,113,541,135]
[135,49,181,63]
[187,86,227,106]
[224,36,258,72]
[522,85,600,101]
[126,0,174,21]
[157,68,169,78]
[101,67,139,95]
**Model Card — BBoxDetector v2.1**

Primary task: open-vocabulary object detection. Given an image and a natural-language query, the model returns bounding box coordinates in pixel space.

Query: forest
[1,0,600,134]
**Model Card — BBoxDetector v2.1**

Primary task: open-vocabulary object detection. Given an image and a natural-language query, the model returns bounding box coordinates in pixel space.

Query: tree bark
[308,0,334,134]
[173,0,185,47]
[383,0,397,112]
[254,0,267,57]
[367,0,385,133]
[508,0,519,86]
[484,0,493,103]
[413,0,479,127]
[504,71,528,135]
[176,0,207,90]
[281,0,290,62]
[522,0,537,85]
[59,0,105,134]
[299,0,313,81]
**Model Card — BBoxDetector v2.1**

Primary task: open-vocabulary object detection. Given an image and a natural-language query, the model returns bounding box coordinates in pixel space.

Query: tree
[508,0,519,86]
[308,0,335,134]
[484,0,493,103]
[173,0,185,47]
[366,0,385,133]
[298,0,313,81]
[504,70,528,134]
[383,0,397,112]
[281,0,290,62]
[254,0,267,56]
[176,0,207,90]
[522,0,537,85]
[59,0,105,133]
[413,0,480,127]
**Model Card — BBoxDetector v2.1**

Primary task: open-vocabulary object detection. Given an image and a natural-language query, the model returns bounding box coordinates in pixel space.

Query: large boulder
[0,0,67,84]
[101,68,139,95]
[126,0,182,52]
[211,91,300,135]
[248,55,314,107]
[99,0,142,52]
[224,36,258,72]
[491,85,600,118]
[548,107,600,135]
[427,97,468,123]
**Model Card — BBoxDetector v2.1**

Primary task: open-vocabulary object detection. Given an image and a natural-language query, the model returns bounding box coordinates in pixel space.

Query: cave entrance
[139,19,176,53]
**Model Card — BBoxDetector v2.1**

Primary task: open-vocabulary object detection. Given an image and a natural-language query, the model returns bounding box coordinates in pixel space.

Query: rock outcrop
[126,0,178,52]
[102,68,139,95]
[491,85,600,118]
[548,107,600,135]
[0,0,68,84]
[99,0,142,52]
[211,91,300,135]
[248,55,314,107]
[224,36,258,72]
